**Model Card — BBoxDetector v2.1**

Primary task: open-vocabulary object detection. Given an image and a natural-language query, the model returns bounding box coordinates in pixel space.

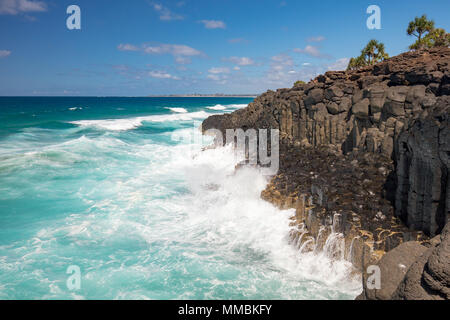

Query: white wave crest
[165,107,188,113]
[206,104,227,110]
[206,104,247,111]
[70,111,211,131]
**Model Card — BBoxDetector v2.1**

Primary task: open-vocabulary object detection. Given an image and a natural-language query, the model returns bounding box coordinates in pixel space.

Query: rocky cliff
[203,47,449,237]
[202,47,449,299]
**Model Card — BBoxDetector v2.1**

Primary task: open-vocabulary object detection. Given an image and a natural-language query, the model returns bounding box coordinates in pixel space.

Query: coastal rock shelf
[202,47,450,300]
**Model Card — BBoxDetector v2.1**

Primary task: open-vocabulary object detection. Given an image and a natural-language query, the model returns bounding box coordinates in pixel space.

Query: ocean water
[0,97,361,300]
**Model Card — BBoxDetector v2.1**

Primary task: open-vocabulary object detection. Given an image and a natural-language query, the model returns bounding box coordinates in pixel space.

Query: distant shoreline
[147,95,258,98]
[0,95,259,98]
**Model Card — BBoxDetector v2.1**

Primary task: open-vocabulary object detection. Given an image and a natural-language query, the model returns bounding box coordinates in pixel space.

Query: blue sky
[1,0,449,96]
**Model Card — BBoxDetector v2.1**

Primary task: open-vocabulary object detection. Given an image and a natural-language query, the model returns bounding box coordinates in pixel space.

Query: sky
[0,0,449,96]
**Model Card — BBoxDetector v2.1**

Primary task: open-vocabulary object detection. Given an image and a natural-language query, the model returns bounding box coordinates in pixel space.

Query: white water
[0,114,362,299]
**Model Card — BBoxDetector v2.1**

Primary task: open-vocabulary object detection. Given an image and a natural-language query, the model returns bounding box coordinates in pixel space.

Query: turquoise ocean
[0,97,361,299]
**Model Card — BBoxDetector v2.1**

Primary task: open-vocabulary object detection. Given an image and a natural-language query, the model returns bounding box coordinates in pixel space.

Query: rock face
[202,47,450,238]
[395,96,450,236]
[202,48,450,300]
[393,222,450,300]
[356,241,428,300]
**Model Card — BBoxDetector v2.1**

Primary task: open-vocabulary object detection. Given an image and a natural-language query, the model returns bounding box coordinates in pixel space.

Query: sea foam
[70,111,211,131]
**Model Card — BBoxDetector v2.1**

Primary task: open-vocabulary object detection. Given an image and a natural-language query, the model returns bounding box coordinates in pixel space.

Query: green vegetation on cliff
[347,39,389,70]
[407,14,450,49]
[347,14,449,71]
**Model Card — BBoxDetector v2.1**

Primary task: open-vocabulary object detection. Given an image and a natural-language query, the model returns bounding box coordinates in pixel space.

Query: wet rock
[202,47,450,275]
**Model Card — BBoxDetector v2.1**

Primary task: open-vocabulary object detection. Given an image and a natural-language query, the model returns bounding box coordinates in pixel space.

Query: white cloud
[294,45,331,59]
[326,58,350,71]
[149,71,180,80]
[207,68,229,83]
[117,44,139,51]
[307,36,325,42]
[224,56,254,66]
[151,3,183,21]
[0,50,11,58]
[199,20,226,29]
[117,43,203,64]
[0,0,47,15]
[144,44,202,57]
[207,73,227,84]
[265,54,296,84]
[262,53,320,88]
[208,67,230,74]
[233,66,240,71]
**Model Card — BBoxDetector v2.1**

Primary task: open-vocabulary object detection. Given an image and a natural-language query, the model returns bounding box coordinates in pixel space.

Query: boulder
[357,241,428,300]
[304,88,324,108]
[326,102,340,115]
[339,96,352,112]
[324,86,344,100]
[393,223,450,300]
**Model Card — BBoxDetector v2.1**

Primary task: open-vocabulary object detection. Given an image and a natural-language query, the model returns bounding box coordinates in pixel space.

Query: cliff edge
[202,47,450,299]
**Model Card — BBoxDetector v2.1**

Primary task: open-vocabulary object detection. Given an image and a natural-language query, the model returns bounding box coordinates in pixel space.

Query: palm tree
[407,15,435,49]
[426,28,450,47]
[361,39,389,65]
[347,55,366,71]
[347,40,389,71]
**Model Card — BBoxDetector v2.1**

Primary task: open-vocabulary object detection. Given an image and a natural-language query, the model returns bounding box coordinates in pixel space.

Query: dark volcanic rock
[357,241,428,300]
[202,48,450,300]
[395,96,449,236]
[202,47,450,238]
[393,222,450,300]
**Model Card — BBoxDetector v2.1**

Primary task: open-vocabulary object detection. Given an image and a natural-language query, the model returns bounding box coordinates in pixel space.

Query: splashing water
[0,97,361,300]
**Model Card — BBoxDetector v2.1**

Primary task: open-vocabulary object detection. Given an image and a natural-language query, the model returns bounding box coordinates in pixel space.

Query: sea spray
[0,97,361,299]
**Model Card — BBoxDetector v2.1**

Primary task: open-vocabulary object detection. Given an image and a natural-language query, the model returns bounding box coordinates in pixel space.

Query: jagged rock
[352,98,370,119]
[305,88,324,108]
[406,85,426,103]
[366,84,386,114]
[326,102,340,115]
[395,96,449,236]
[325,86,344,100]
[383,86,409,117]
[380,136,393,157]
[424,223,450,297]
[422,94,437,108]
[357,241,428,300]
[202,47,450,260]
[339,96,352,112]
[393,223,450,300]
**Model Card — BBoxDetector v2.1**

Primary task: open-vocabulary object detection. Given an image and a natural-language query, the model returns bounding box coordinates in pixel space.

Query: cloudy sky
[1,0,449,96]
